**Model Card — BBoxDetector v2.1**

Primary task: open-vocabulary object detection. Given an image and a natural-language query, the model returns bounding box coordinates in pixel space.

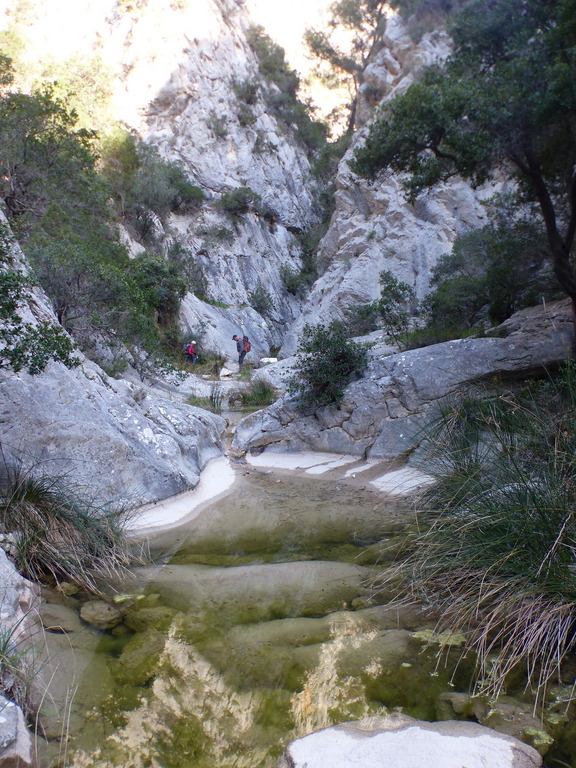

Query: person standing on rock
[185,341,197,364]
[232,334,251,371]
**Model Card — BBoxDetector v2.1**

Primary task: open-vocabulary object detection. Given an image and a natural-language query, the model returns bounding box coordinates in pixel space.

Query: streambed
[40,463,471,768]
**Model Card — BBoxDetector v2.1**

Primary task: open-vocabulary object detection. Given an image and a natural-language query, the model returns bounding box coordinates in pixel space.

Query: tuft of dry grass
[389,364,576,708]
[0,459,135,596]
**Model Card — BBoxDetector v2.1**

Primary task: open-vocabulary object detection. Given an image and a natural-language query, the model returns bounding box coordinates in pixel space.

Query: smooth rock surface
[234,300,574,461]
[277,714,542,768]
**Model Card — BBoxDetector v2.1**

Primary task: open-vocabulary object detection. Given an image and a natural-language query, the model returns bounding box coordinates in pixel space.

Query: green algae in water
[62,470,470,768]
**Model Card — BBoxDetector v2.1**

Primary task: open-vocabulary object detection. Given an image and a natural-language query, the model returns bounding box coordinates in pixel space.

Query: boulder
[79,600,123,630]
[0,695,31,768]
[277,714,542,768]
[233,300,574,461]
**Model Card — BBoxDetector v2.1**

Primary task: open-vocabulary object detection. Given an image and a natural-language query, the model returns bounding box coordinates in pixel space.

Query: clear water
[52,468,466,768]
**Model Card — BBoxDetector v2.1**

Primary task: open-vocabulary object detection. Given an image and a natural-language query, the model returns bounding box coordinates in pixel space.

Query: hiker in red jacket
[185,341,197,364]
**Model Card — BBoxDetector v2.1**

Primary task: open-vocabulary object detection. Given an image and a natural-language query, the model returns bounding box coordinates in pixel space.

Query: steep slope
[0,213,225,505]
[280,14,502,356]
[2,0,322,361]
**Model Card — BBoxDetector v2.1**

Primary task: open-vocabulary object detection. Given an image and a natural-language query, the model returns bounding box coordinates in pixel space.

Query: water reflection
[61,468,453,768]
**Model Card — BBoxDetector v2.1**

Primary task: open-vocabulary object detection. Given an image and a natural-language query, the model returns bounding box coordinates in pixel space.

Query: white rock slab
[370,467,436,496]
[128,456,236,532]
[279,716,542,768]
[305,457,359,474]
[344,462,377,478]
[246,451,356,471]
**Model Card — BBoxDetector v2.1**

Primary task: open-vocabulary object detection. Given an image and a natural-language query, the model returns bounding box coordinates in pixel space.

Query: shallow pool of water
[53,468,468,768]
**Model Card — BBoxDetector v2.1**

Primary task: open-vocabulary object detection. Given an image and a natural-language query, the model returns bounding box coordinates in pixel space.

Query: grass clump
[241,379,277,407]
[397,363,576,707]
[0,460,134,596]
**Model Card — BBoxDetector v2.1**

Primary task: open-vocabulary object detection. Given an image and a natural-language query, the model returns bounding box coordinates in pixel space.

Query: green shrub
[423,218,556,331]
[377,270,415,345]
[231,78,260,105]
[246,25,328,155]
[218,187,262,218]
[237,102,257,127]
[345,301,381,336]
[197,224,235,245]
[287,320,369,408]
[207,112,228,139]
[241,379,276,407]
[249,283,275,316]
[0,223,79,374]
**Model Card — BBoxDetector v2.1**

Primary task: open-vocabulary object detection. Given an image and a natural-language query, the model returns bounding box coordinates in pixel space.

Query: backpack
[242,336,251,353]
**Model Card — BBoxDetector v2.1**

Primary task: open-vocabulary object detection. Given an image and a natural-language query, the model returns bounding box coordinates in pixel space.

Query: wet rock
[32,628,112,740]
[140,560,373,622]
[0,695,31,768]
[39,603,84,634]
[79,601,123,630]
[276,713,542,768]
[112,629,166,685]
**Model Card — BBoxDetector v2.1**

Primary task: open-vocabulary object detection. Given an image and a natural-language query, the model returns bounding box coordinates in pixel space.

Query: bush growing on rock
[287,320,368,408]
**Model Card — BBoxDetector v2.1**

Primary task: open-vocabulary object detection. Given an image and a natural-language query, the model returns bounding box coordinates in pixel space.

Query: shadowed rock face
[233,300,574,461]
[0,550,36,767]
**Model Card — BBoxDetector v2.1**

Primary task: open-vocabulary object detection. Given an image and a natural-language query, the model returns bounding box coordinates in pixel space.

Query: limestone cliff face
[0,213,225,505]
[4,0,319,361]
[280,15,502,356]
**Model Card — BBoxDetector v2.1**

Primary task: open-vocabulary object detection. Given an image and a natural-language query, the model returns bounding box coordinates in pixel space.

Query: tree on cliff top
[304,0,387,128]
[351,0,576,329]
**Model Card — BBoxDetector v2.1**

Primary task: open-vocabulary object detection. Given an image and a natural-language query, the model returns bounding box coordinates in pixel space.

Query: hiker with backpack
[232,334,251,371]
[184,340,198,364]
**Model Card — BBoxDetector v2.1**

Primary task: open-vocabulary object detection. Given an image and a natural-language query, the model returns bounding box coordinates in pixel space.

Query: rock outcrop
[279,15,505,357]
[233,300,574,460]
[0,550,37,768]
[2,0,321,361]
[0,217,225,505]
[277,714,542,768]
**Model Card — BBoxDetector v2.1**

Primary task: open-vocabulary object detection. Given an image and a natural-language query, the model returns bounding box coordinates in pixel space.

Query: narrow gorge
[0,1,574,766]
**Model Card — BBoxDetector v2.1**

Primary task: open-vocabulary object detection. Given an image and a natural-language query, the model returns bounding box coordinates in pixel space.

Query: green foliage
[249,283,275,316]
[304,1,387,85]
[0,223,79,374]
[197,224,235,246]
[128,254,187,328]
[0,457,135,595]
[287,320,369,408]
[351,0,576,312]
[304,1,387,129]
[345,270,415,344]
[424,218,556,330]
[402,364,576,705]
[99,131,204,224]
[0,81,99,226]
[38,55,114,133]
[231,77,260,105]
[168,242,208,299]
[377,270,415,343]
[247,25,328,154]
[218,187,262,218]
[240,378,277,407]
[0,616,34,717]
[281,225,323,298]
[345,301,381,335]
[207,112,228,139]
